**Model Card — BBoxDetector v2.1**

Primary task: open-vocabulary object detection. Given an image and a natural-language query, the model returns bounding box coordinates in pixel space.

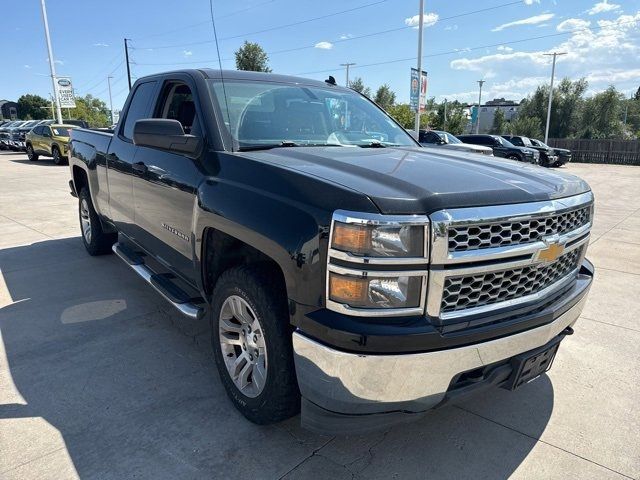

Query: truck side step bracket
[112,242,205,320]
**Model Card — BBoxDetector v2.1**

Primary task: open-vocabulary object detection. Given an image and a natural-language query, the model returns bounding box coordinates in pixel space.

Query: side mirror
[133,119,202,158]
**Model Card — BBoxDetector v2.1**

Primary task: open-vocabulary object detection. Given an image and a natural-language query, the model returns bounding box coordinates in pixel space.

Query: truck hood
[241,146,590,214]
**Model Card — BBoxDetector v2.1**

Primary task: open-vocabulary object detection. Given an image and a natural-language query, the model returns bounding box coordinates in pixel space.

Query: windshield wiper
[356,141,387,148]
[238,141,345,151]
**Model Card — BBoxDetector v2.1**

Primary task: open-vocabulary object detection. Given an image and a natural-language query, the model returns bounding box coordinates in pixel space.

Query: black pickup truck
[68,69,594,434]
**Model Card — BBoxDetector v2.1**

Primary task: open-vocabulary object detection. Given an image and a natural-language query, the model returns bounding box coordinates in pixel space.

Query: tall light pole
[340,63,356,87]
[40,0,62,123]
[413,0,425,135]
[543,52,566,144]
[107,76,114,125]
[443,98,447,131]
[475,80,485,134]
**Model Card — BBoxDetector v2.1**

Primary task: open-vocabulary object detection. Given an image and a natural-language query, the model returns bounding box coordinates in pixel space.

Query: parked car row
[418,129,571,168]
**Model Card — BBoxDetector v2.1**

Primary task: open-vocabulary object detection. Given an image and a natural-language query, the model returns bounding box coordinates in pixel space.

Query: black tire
[26,144,39,161]
[52,145,65,165]
[210,265,300,424]
[78,187,116,255]
[507,154,521,162]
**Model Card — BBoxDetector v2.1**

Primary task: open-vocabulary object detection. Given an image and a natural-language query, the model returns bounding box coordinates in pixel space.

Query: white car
[420,130,493,156]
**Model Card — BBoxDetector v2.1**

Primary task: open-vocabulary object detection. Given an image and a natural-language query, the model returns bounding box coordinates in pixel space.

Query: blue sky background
[1,0,639,113]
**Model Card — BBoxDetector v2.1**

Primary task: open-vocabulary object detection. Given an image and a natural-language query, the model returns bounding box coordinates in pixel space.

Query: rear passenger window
[122,82,157,140]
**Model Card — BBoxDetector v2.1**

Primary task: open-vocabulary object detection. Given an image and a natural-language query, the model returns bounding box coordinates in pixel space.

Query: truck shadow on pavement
[0,237,555,479]
[9,158,61,167]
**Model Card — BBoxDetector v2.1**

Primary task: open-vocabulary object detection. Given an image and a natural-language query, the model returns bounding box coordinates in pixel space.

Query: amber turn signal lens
[332,222,371,254]
[329,273,367,304]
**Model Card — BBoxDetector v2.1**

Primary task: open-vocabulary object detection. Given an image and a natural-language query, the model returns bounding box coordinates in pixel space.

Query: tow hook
[560,326,574,336]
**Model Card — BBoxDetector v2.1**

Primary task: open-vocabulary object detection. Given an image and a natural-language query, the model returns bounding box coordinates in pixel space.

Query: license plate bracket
[502,336,562,391]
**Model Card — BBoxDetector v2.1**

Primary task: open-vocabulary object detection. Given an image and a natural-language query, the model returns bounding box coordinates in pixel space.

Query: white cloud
[92,42,109,47]
[556,18,591,31]
[497,45,514,52]
[444,24,458,31]
[523,0,540,4]
[183,50,193,57]
[339,33,353,40]
[404,12,439,28]
[23,64,31,69]
[587,1,621,15]
[449,11,640,101]
[492,13,555,31]
[314,41,333,50]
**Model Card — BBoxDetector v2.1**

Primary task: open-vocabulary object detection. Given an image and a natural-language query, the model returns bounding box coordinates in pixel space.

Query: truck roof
[140,68,347,90]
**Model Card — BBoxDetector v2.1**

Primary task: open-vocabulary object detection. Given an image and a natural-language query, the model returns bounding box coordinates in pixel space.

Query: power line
[130,0,543,66]
[132,0,387,50]
[131,0,277,41]
[74,53,123,91]
[291,19,640,76]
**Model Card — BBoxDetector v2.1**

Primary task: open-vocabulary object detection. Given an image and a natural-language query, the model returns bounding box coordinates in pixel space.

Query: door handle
[132,161,147,174]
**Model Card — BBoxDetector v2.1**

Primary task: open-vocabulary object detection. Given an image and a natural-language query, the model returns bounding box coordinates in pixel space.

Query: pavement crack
[277,436,335,479]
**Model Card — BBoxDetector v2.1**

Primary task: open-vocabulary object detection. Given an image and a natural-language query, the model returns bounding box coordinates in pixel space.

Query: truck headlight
[329,272,422,309]
[326,211,429,316]
[330,212,428,259]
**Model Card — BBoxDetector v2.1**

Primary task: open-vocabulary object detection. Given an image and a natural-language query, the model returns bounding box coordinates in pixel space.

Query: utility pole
[475,80,485,134]
[443,98,447,131]
[124,38,132,90]
[543,52,566,144]
[413,0,425,135]
[340,63,356,87]
[40,0,62,123]
[107,76,115,125]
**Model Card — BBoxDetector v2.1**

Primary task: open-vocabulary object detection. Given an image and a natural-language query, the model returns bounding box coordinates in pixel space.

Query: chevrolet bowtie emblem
[537,242,564,263]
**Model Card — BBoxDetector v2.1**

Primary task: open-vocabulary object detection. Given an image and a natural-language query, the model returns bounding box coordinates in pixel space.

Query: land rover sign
[55,77,76,108]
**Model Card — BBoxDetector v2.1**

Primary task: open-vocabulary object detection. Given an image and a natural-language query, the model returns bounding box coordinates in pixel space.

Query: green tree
[490,108,506,134]
[234,41,272,72]
[507,115,542,138]
[67,95,110,128]
[517,78,587,139]
[387,103,414,129]
[349,77,371,97]
[17,94,50,120]
[579,86,625,139]
[373,84,396,110]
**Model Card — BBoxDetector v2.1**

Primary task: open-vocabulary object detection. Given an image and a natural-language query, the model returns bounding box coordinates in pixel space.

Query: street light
[413,0,425,135]
[543,52,567,144]
[476,80,485,134]
[40,0,62,124]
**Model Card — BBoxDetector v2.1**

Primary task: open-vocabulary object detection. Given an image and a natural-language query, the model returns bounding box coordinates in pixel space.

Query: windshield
[209,80,417,150]
[494,136,515,147]
[531,139,548,148]
[438,132,462,144]
[52,127,73,136]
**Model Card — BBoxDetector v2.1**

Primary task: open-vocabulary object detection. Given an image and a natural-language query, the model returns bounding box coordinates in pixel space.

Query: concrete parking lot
[0,150,638,480]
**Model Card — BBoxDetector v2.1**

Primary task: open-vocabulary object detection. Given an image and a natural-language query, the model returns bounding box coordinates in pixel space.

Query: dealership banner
[410,68,428,113]
[55,77,76,108]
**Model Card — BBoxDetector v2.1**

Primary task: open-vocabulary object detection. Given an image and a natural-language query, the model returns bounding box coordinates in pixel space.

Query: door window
[121,82,157,140]
[157,83,200,135]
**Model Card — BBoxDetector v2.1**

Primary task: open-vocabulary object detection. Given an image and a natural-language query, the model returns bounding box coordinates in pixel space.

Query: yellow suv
[26,124,78,165]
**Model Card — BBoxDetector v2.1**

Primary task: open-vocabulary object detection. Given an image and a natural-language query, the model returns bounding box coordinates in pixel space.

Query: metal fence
[548,139,640,166]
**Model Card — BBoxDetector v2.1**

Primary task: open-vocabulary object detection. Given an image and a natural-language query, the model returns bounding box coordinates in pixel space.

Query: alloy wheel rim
[27,146,33,159]
[219,295,268,398]
[80,199,92,243]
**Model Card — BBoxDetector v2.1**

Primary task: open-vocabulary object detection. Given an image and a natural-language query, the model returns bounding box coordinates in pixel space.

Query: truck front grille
[448,205,591,252]
[441,247,582,313]
[428,192,593,322]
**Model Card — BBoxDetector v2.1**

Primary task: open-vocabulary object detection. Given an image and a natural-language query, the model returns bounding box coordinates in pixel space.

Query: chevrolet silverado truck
[68,69,594,434]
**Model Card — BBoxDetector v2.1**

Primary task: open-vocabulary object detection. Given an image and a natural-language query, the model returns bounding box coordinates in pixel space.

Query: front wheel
[26,145,39,161]
[52,145,65,165]
[78,188,116,255]
[507,154,521,162]
[211,265,299,424]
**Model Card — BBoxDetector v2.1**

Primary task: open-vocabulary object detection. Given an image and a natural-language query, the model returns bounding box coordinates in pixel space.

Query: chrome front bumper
[293,288,588,419]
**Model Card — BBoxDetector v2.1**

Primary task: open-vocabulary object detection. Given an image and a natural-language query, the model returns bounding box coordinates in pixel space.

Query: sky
[1,0,639,113]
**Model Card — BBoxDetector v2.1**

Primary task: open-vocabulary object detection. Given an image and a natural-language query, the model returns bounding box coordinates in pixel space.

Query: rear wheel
[52,145,65,165]
[78,187,116,255]
[507,154,521,161]
[210,265,299,424]
[26,144,39,161]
